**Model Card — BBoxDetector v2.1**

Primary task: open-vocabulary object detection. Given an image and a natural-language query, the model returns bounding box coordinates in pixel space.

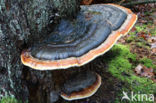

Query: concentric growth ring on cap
[21,4,137,70]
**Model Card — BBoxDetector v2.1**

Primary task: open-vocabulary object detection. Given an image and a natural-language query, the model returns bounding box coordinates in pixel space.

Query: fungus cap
[60,71,101,101]
[21,4,137,70]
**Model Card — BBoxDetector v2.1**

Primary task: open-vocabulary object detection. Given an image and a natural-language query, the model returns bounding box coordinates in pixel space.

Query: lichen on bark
[0,0,29,101]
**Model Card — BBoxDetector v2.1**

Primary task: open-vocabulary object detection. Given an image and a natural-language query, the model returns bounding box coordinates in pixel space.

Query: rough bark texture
[0,0,80,102]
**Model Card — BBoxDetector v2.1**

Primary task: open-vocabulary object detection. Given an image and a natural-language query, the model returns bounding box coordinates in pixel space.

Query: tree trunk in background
[0,0,80,102]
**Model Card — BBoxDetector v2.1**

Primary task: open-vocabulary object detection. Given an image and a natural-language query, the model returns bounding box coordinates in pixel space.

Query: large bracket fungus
[21,4,137,70]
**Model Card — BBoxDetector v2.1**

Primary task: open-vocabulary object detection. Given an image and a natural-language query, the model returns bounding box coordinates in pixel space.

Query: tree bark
[0,0,80,102]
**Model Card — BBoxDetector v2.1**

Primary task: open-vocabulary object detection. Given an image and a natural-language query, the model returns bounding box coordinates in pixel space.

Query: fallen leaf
[135,64,155,79]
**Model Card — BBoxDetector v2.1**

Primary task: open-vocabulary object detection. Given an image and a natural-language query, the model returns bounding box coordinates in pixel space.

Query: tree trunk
[0,0,80,102]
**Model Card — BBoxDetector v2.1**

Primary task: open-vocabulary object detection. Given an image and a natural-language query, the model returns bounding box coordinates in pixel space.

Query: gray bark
[0,0,80,102]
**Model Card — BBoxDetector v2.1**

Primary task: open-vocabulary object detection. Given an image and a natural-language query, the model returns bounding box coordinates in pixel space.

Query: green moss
[104,44,136,80]
[0,97,22,103]
[136,42,150,49]
[126,35,136,43]
[144,11,152,16]
[150,27,156,36]
[127,24,151,49]
[135,23,156,36]
[139,57,156,69]
[128,23,156,42]
[135,24,148,33]
[107,44,136,61]
[103,44,156,103]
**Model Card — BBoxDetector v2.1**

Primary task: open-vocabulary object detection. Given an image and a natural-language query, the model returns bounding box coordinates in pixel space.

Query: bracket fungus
[60,71,101,101]
[21,4,137,70]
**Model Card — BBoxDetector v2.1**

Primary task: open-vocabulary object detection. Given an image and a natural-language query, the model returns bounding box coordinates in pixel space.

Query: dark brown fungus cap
[60,71,101,101]
[21,4,137,70]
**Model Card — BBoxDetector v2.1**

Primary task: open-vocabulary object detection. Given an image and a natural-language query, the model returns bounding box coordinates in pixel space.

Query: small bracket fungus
[60,71,101,101]
[21,4,137,70]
